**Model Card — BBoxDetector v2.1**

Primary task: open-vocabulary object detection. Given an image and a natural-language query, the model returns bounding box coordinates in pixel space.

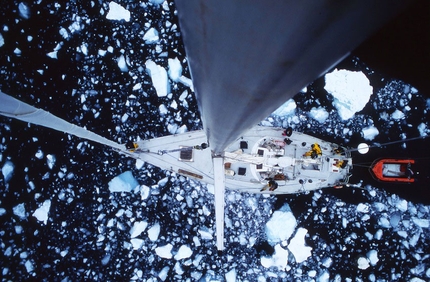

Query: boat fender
[282,127,293,137]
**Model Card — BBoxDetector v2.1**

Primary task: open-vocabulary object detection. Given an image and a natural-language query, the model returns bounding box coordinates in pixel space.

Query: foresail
[0,91,123,151]
[174,0,410,153]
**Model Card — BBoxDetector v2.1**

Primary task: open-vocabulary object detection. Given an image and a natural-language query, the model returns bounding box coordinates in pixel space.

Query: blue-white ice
[155,243,173,259]
[2,160,14,183]
[32,200,51,225]
[13,203,26,219]
[309,107,329,123]
[1,2,430,281]
[108,171,139,192]
[287,228,312,263]
[143,27,159,44]
[362,125,379,141]
[147,222,160,241]
[18,2,30,19]
[174,245,193,260]
[130,221,148,238]
[106,1,130,22]
[146,60,169,97]
[324,69,373,120]
[168,58,183,82]
[265,203,296,245]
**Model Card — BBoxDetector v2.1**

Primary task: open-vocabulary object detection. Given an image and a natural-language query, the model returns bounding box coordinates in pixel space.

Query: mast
[174,0,411,154]
[0,91,123,151]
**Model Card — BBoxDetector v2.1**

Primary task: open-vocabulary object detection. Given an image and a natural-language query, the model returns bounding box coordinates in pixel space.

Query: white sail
[174,0,409,154]
[0,91,123,151]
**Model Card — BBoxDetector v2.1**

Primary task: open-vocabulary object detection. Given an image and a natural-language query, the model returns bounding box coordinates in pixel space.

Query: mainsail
[174,0,411,154]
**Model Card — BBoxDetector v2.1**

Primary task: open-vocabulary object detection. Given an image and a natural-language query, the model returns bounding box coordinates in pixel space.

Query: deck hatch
[179,146,193,161]
[240,141,248,149]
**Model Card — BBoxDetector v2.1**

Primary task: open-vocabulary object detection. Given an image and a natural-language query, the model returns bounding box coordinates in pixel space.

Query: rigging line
[352,164,372,168]
[346,135,429,153]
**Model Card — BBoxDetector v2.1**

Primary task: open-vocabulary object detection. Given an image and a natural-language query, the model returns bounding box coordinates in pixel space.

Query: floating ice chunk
[35,149,43,159]
[167,123,179,134]
[146,60,169,97]
[24,260,34,273]
[174,245,192,260]
[155,244,173,259]
[132,83,142,91]
[417,123,428,137]
[101,254,110,265]
[412,217,429,228]
[410,278,426,282]
[47,51,58,59]
[225,269,237,282]
[391,109,405,120]
[396,199,408,212]
[59,27,69,39]
[135,159,144,170]
[139,185,150,200]
[367,250,379,266]
[0,208,6,216]
[324,69,373,120]
[143,27,159,44]
[159,104,168,115]
[46,154,56,169]
[80,43,88,55]
[265,203,296,245]
[362,126,379,141]
[108,171,139,192]
[409,232,420,247]
[13,203,26,219]
[2,160,14,183]
[322,257,333,268]
[121,113,129,123]
[309,107,329,123]
[318,271,330,282]
[0,33,4,47]
[18,2,30,19]
[149,0,165,5]
[288,228,312,263]
[357,203,369,213]
[176,125,188,134]
[261,244,289,271]
[148,223,160,241]
[357,256,370,270]
[117,55,128,72]
[130,221,148,238]
[273,99,297,116]
[130,238,144,250]
[32,200,51,224]
[390,211,401,228]
[168,58,182,82]
[198,228,213,240]
[177,76,194,91]
[378,216,391,228]
[374,229,383,240]
[159,266,170,281]
[106,2,130,22]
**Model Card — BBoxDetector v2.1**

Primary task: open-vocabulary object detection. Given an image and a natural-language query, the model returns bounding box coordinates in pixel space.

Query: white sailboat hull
[125,126,352,195]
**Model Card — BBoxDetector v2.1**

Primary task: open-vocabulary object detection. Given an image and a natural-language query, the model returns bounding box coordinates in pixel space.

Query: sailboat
[0,1,410,251]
